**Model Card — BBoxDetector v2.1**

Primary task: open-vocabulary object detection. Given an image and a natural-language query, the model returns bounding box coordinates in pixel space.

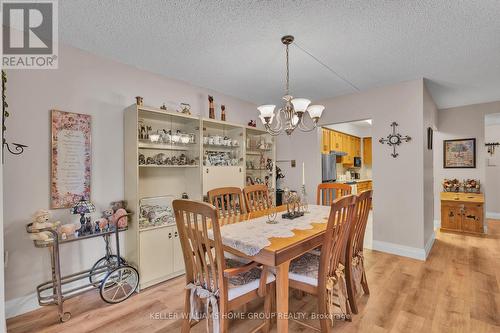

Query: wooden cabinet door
[321,129,330,153]
[462,204,483,234]
[363,137,372,165]
[139,227,173,287]
[441,204,462,231]
[354,137,361,156]
[329,130,335,152]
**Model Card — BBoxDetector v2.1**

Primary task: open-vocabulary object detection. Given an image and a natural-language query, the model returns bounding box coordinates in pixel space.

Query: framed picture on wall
[443,138,476,168]
[51,110,92,208]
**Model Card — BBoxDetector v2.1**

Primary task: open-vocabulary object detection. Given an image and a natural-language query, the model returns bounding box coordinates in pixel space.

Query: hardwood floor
[7,220,500,333]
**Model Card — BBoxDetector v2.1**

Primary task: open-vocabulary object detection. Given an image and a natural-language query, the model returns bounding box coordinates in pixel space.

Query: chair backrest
[316,183,352,206]
[348,190,373,257]
[207,187,246,219]
[243,184,271,213]
[173,199,225,294]
[317,195,357,289]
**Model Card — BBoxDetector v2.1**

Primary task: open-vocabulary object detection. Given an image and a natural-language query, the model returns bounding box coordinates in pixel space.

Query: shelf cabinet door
[139,227,174,287]
[172,227,185,273]
[354,137,361,156]
[462,204,483,234]
[203,166,244,194]
[441,204,462,231]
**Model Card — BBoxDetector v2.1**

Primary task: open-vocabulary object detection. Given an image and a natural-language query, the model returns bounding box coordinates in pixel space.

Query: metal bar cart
[26,214,139,322]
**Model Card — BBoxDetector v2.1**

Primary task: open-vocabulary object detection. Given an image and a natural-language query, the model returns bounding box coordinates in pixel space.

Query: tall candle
[302,162,305,186]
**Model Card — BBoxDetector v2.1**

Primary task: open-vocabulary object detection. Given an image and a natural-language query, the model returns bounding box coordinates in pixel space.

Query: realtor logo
[2,0,58,68]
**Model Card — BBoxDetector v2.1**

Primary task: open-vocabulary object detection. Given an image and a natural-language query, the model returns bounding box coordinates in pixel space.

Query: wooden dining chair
[243,184,271,213]
[172,199,274,333]
[345,190,372,314]
[288,195,357,332]
[207,187,246,220]
[316,183,352,206]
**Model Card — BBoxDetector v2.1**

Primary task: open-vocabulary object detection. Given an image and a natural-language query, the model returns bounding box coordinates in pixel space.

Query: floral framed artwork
[51,110,92,208]
[443,138,476,168]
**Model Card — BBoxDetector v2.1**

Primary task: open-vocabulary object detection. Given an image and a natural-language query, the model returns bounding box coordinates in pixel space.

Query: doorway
[485,113,500,221]
[320,119,373,248]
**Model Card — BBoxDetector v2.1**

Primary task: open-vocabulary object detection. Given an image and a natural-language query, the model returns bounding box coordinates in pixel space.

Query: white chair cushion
[225,259,275,301]
[288,252,320,287]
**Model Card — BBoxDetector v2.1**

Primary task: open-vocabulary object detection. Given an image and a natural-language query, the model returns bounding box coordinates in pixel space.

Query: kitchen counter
[334,178,372,184]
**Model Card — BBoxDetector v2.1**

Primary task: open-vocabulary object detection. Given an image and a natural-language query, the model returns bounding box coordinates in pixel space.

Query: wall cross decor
[379,122,411,158]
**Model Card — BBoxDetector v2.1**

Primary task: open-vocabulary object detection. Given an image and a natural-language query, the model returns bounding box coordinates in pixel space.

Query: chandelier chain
[285,44,290,96]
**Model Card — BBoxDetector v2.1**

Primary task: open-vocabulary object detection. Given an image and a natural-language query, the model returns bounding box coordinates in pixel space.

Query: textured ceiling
[59,0,500,109]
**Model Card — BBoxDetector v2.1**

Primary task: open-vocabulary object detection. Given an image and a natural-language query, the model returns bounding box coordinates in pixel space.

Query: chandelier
[257,35,324,136]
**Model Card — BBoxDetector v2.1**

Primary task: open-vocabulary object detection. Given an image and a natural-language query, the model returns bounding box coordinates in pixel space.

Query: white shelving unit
[124,105,276,290]
[124,105,201,290]
[245,127,276,194]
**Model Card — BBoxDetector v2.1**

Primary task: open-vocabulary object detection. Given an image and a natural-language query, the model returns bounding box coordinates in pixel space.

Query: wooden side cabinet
[440,192,485,235]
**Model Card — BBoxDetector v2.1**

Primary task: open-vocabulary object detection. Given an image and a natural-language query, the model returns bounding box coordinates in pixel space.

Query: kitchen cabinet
[356,180,372,193]
[354,137,361,157]
[321,128,330,154]
[203,166,244,194]
[363,137,372,165]
[440,192,484,235]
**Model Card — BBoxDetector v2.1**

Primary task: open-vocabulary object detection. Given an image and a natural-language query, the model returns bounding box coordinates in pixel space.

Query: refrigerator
[321,151,346,182]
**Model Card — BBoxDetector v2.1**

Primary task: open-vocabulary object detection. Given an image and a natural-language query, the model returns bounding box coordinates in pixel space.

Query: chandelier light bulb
[291,98,311,113]
[306,105,325,119]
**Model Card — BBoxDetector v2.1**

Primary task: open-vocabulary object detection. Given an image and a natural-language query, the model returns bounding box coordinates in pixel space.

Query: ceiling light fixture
[257,35,324,136]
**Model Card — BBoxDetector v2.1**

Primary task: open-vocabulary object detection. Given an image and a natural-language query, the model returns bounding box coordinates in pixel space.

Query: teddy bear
[96,208,114,232]
[58,223,81,240]
[30,209,60,242]
[110,201,128,228]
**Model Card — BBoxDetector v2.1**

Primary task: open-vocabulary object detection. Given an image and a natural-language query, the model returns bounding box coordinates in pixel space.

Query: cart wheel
[100,265,139,304]
[60,312,71,322]
[89,255,126,286]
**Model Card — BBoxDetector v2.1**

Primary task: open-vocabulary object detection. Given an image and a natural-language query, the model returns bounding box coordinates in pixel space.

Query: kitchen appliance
[354,157,362,167]
[322,151,347,182]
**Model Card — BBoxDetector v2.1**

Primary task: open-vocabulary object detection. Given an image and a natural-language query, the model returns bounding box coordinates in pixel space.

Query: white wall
[485,118,500,216]
[423,83,438,249]
[3,45,258,317]
[433,101,500,222]
[277,79,434,259]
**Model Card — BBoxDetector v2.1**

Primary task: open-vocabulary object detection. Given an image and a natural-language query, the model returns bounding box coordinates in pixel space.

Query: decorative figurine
[208,95,215,119]
[180,103,191,115]
[160,103,167,110]
[135,96,143,106]
[221,105,226,121]
[181,192,189,199]
[58,222,81,240]
[248,120,256,127]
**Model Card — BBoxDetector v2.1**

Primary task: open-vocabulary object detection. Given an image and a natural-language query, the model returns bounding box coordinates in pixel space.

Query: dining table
[217,204,332,333]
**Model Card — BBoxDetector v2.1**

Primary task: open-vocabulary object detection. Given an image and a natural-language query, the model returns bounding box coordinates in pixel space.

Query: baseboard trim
[424,232,436,259]
[6,293,39,319]
[372,240,426,261]
[486,212,500,219]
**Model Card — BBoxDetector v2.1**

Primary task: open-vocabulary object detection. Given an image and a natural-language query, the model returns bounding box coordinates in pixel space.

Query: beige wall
[433,101,500,222]
[3,45,258,317]
[277,79,434,258]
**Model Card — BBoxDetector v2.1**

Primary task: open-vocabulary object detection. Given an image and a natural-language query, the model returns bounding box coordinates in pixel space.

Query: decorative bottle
[221,104,226,121]
[208,95,215,119]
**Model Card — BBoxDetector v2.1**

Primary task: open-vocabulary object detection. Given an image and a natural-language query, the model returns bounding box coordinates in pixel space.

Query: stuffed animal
[58,223,81,240]
[113,208,128,228]
[30,209,60,242]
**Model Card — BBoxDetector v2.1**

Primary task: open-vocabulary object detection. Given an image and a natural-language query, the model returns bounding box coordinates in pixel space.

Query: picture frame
[51,110,92,208]
[443,138,476,168]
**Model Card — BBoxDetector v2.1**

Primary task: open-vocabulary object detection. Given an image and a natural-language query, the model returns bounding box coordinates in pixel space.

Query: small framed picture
[443,138,476,168]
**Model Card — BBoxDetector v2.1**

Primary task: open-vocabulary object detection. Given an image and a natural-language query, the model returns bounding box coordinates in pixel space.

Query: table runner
[215,205,331,256]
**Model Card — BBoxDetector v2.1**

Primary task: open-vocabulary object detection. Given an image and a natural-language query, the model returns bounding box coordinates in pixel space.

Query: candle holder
[300,184,309,213]
[282,189,304,220]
